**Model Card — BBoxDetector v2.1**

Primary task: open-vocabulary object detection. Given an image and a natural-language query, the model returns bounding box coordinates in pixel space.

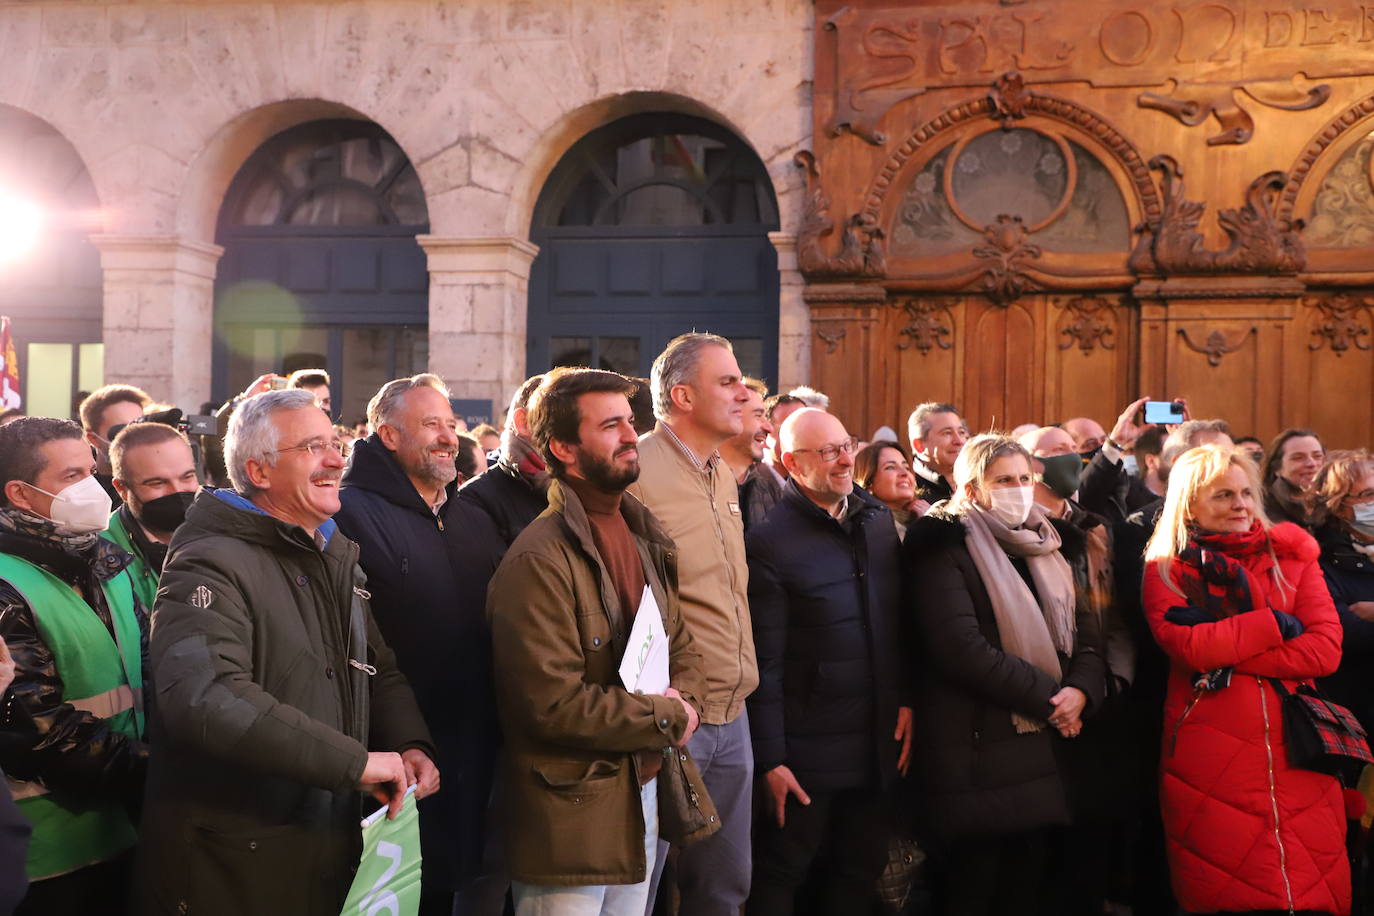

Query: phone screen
[1143,401,1184,425]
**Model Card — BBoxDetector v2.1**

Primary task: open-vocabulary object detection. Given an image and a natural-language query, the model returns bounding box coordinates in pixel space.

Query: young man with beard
[0,417,148,914]
[720,378,779,531]
[335,374,507,916]
[103,423,201,609]
[487,367,705,916]
[138,389,437,916]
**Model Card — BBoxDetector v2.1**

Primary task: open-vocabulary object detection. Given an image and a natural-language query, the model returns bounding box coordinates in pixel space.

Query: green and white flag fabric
[341,785,423,916]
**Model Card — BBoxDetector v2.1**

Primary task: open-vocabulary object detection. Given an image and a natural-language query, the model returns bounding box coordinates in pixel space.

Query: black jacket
[0,532,148,807]
[459,458,548,551]
[335,435,505,890]
[902,508,1105,841]
[1314,519,1374,732]
[745,483,905,791]
[1077,451,1156,527]
[912,459,954,506]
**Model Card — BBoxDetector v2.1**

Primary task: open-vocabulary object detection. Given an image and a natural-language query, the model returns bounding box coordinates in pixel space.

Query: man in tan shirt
[628,333,757,916]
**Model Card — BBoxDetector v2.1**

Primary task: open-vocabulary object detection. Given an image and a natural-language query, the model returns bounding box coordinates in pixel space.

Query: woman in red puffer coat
[1143,444,1349,916]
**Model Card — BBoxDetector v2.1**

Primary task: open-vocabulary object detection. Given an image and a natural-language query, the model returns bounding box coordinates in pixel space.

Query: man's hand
[664,686,699,747]
[894,706,914,777]
[763,765,810,828]
[239,373,285,400]
[401,748,440,800]
[1048,686,1087,737]
[1164,397,1192,436]
[1110,397,1151,449]
[1351,601,1374,622]
[358,751,408,820]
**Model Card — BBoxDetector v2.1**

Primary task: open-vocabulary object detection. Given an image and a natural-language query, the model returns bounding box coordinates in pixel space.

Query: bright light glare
[0,194,44,265]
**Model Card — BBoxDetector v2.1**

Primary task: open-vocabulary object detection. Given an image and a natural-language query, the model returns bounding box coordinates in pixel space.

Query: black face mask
[136,490,196,534]
[1079,447,1101,465]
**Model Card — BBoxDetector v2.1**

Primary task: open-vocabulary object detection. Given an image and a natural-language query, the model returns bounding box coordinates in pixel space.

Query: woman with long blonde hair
[1143,444,1347,916]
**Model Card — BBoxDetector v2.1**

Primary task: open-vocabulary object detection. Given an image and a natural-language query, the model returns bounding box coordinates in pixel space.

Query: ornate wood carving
[1130,155,1305,276]
[1279,92,1374,223]
[1057,296,1118,352]
[973,215,1043,305]
[861,83,1161,228]
[815,323,847,354]
[895,298,956,354]
[1305,292,1374,355]
[1138,82,1331,146]
[1176,327,1256,367]
[990,72,1032,124]
[794,150,886,280]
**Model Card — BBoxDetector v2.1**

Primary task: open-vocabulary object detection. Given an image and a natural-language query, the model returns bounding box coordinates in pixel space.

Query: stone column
[770,232,808,391]
[417,236,539,417]
[91,236,223,411]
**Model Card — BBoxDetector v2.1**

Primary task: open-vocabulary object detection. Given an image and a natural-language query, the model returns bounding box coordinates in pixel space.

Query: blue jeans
[646,709,754,916]
[513,778,658,916]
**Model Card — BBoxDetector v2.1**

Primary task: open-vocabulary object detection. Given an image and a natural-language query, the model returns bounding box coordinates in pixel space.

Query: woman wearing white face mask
[902,434,1104,916]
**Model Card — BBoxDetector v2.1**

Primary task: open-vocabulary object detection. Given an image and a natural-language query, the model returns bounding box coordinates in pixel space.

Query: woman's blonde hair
[1145,444,1270,563]
[948,433,1032,513]
[1308,449,1374,526]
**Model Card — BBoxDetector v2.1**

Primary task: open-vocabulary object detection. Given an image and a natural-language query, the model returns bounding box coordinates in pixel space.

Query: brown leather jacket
[628,423,757,724]
[486,480,706,886]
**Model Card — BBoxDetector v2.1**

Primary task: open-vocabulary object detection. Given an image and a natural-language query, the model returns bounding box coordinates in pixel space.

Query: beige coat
[486,481,706,886]
[628,423,757,724]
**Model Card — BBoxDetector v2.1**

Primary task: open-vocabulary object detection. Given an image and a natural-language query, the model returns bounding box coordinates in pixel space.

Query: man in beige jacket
[628,333,757,916]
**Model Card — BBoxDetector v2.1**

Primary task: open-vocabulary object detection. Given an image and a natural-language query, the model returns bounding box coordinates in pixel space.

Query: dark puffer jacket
[459,458,548,551]
[1315,518,1374,732]
[335,435,506,891]
[902,508,1105,841]
[745,483,905,791]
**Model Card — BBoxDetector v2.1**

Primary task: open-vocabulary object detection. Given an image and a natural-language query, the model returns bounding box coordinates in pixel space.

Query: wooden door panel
[1168,321,1264,436]
[1044,294,1137,430]
[888,296,963,439]
[966,300,1038,432]
[1300,294,1374,449]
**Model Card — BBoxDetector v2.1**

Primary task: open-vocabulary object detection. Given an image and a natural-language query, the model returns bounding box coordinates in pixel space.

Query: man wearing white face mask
[0,417,149,915]
[901,434,1104,914]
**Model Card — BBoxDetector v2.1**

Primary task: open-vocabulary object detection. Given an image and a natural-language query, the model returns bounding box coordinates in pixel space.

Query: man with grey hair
[906,401,967,508]
[628,332,756,915]
[138,388,438,916]
[336,374,508,916]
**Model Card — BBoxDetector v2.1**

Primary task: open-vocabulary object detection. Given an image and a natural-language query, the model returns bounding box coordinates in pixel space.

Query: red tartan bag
[1269,678,1374,780]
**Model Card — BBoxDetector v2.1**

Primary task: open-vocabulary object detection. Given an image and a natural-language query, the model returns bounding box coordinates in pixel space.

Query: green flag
[341,786,423,916]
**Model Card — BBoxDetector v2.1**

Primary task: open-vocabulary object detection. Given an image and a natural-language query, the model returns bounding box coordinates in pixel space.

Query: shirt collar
[658,421,720,473]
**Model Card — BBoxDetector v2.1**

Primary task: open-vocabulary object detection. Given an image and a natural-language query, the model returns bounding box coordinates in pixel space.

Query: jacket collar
[180,488,341,554]
[341,434,456,518]
[654,420,721,473]
[547,478,673,554]
[912,456,948,489]
[782,477,884,527]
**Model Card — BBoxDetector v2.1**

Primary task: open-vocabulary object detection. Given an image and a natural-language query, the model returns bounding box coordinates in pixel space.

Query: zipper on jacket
[1168,685,1205,757]
[1258,675,1296,915]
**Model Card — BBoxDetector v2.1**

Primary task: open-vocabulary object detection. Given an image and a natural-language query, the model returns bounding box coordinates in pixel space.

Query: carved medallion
[1176,327,1256,367]
[895,298,956,354]
[815,323,847,355]
[1057,296,1117,352]
[1305,293,1373,355]
[989,72,1032,125]
[973,215,1042,304]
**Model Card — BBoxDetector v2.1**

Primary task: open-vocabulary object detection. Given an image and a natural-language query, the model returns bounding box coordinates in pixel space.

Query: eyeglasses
[793,437,858,462]
[275,439,344,458]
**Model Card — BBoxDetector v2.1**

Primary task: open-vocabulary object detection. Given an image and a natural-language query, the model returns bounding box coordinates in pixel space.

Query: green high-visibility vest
[100,509,159,611]
[0,553,144,880]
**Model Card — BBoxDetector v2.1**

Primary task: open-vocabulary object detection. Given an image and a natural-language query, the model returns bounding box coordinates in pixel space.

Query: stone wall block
[567,0,627,95]
[42,7,106,48]
[104,327,174,379]
[109,7,186,46]
[428,1,500,44]
[185,6,284,114]
[25,48,111,125]
[467,138,523,198]
[478,44,566,139]
[275,4,331,97]
[619,0,671,89]
[504,0,569,40]
[88,144,181,234]
[0,10,41,107]
[103,287,140,330]
[470,284,512,334]
[429,285,476,334]
[384,45,463,160]
[429,185,513,239]
[416,141,472,199]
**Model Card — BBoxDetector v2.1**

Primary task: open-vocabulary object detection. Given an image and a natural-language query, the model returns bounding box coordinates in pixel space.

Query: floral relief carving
[1305,293,1374,355]
[1176,327,1256,367]
[1130,155,1305,276]
[794,151,887,280]
[1056,296,1117,353]
[895,298,956,354]
[972,215,1042,305]
[814,323,847,355]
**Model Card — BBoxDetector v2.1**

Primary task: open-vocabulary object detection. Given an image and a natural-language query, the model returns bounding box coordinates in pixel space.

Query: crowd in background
[0,333,1366,916]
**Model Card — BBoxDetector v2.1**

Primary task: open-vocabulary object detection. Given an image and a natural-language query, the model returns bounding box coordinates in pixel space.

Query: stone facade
[0,0,814,409]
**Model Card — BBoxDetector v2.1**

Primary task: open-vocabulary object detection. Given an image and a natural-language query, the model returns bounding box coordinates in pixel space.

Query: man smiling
[138,389,438,916]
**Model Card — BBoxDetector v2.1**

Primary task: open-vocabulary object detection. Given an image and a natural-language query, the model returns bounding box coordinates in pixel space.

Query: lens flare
[0,193,44,265]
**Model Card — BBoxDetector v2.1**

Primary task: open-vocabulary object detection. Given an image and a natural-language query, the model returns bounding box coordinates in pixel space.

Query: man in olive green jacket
[136,389,437,916]
[487,368,706,913]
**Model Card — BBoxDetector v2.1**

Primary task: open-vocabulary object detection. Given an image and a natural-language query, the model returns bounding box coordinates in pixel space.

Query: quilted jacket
[1143,522,1349,915]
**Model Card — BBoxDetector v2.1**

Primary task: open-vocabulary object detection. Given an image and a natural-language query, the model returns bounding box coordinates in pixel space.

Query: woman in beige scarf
[902,434,1104,916]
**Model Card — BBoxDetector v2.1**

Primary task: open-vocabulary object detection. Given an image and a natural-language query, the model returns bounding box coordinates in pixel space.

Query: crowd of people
[0,331,1366,916]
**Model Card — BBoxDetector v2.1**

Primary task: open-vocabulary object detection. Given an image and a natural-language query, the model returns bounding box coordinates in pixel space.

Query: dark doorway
[528,113,780,385]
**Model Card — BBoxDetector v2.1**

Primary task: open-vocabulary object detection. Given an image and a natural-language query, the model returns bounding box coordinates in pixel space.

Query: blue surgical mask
[1121,454,1139,477]
[1352,502,1374,538]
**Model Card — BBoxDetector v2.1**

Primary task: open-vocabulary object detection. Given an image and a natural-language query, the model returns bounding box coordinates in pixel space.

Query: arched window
[528,113,780,383]
[213,120,430,422]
